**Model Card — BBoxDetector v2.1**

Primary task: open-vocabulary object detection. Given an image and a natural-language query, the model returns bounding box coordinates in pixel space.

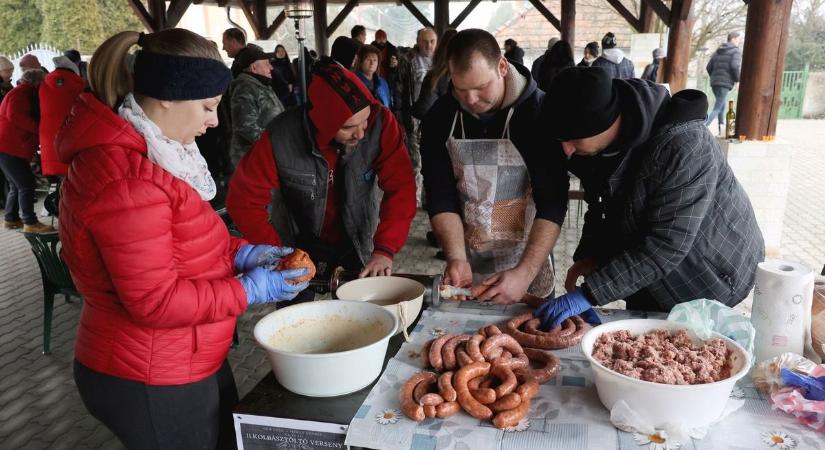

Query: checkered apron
[447,109,554,297]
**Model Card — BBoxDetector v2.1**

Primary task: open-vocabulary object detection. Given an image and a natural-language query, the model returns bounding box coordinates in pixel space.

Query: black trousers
[74,359,238,450]
[0,153,36,224]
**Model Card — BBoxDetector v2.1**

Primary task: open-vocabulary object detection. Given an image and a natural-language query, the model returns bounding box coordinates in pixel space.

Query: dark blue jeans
[0,153,36,224]
[705,85,731,126]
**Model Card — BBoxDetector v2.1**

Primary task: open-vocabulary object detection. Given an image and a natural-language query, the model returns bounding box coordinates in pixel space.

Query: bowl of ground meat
[581,319,750,429]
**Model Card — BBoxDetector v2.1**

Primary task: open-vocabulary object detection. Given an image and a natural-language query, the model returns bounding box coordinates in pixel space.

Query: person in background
[222,27,249,77]
[0,56,12,99]
[592,32,634,79]
[577,41,600,67]
[0,56,13,209]
[63,49,88,81]
[57,29,307,449]
[229,46,285,169]
[19,54,48,75]
[412,29,457,120]
[331,35,360,70]
[504,38,525,65]
[351,25,367,45]
[356,45,392,108]
[227,60,416,299]
[641,48,665,83]
[537,67,763,328]
[371,29,397,80]
[39,56,85,181]
[420,29,569,304]
[398,27,437,206]
[705,31,743,135]
[0,69,52,232]
[272,44,297,106]
[536,39,574,92]
[531,37,559,80]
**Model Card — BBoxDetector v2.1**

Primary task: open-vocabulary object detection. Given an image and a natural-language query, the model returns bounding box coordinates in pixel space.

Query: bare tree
[690,0,747,59]
[787,0,825,70]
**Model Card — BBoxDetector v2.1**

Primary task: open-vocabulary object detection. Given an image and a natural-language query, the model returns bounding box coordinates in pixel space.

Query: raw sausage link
[456,348,475,367]
[467,334,486,362]
[483,325,502,336]
[400,372,438,421]
[435,401,461,418]
[420,339,434,368]
[413,377,431,403]
[438,371,457,402]
[467,375,487,391]
[442,335,472,371]
[492,396,531,429]
[454,362,493,420]
[423,404,438,418]
[491,364,518,397]
[507,313,589,349]
[481,334,525,360]
[470,387,497,405]
[514,371,540,400]
[419,393,445,406]
[428,334,453,372]
[489,392,521,412]
[522,348,561,384]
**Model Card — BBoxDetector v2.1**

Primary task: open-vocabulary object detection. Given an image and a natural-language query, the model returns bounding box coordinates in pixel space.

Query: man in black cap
[228,45,284,168]
[331,36,360,70]
[535,66,764,329]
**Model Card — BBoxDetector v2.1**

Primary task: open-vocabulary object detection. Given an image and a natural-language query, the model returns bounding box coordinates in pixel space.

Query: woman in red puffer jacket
[57,29,309,450]
[0,69,54,233]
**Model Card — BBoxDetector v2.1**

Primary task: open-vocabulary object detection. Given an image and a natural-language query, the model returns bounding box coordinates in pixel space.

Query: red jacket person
[227,59,416,283]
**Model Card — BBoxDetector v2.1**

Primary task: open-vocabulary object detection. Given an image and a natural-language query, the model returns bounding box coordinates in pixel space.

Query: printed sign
[235,414,348,450]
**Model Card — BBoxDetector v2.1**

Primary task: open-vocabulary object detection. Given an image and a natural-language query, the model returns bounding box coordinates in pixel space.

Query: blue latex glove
[239,267,310,305]
[234,245,294,273]
[535,289,602,330]
[780,368,825,401]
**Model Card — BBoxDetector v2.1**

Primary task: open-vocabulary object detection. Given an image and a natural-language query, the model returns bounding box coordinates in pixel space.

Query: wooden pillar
[662,0,694,92]
[312,0,329,56]
[148,0,166,30]
[640,2,656,33]
[736,0,793,141]
[434,0,450,36]
[561,0,575,46]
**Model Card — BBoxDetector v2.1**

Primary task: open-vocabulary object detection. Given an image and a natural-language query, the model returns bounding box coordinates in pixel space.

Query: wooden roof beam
[126,0,155,31]
[400,0,434,29]
[238,0,284,40]
[641,0,670,27]
[450,0,481,29]
[527,0,560,31]
[166,0,194,28]
[605,0,642,33]
[327,0,359,37]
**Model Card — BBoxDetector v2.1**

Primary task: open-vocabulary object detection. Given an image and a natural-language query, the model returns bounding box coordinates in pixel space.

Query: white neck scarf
[118,93,216,201]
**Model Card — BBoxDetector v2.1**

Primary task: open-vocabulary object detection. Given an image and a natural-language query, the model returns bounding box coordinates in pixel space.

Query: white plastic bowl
[253,300,398,397]
[335,276,424,336]
[581,319,751,429]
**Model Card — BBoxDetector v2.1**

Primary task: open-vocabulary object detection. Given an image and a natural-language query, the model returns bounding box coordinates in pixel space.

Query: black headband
[133,50,231,101]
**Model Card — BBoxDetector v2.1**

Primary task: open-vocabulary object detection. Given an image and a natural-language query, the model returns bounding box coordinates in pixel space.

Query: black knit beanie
[543,66,620,141]
[331,36,360,69]
[133,50,231,101]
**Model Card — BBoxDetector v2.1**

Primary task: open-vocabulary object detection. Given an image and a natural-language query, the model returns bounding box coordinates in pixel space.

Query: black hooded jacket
[569,79,764,310]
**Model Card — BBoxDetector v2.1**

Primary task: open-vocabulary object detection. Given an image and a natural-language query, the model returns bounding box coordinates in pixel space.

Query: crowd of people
[0,24,759,449]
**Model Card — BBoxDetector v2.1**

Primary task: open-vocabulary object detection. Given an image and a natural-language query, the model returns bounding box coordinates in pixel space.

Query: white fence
[6,43,61,84]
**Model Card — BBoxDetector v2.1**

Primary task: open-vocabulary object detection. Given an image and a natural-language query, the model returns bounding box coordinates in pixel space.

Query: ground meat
[591,329,732,385]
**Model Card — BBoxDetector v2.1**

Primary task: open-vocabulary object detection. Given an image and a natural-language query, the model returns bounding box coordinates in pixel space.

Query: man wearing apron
[420,29,570,304]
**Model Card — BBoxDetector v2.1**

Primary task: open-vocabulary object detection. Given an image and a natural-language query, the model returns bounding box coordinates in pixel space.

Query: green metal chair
[22,231,80,354]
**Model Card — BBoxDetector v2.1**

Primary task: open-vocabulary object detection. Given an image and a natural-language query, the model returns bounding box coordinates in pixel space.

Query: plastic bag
[667,299,755,363]
[752,352,825,432]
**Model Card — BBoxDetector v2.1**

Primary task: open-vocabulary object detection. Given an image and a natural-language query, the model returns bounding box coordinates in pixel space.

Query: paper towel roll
[750,260,814,365]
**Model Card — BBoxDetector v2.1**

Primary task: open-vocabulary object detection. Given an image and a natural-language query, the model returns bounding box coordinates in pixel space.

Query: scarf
[118,93,216,201]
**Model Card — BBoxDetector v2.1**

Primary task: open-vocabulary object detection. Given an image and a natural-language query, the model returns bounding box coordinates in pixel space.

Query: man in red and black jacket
[227,59,416,292]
